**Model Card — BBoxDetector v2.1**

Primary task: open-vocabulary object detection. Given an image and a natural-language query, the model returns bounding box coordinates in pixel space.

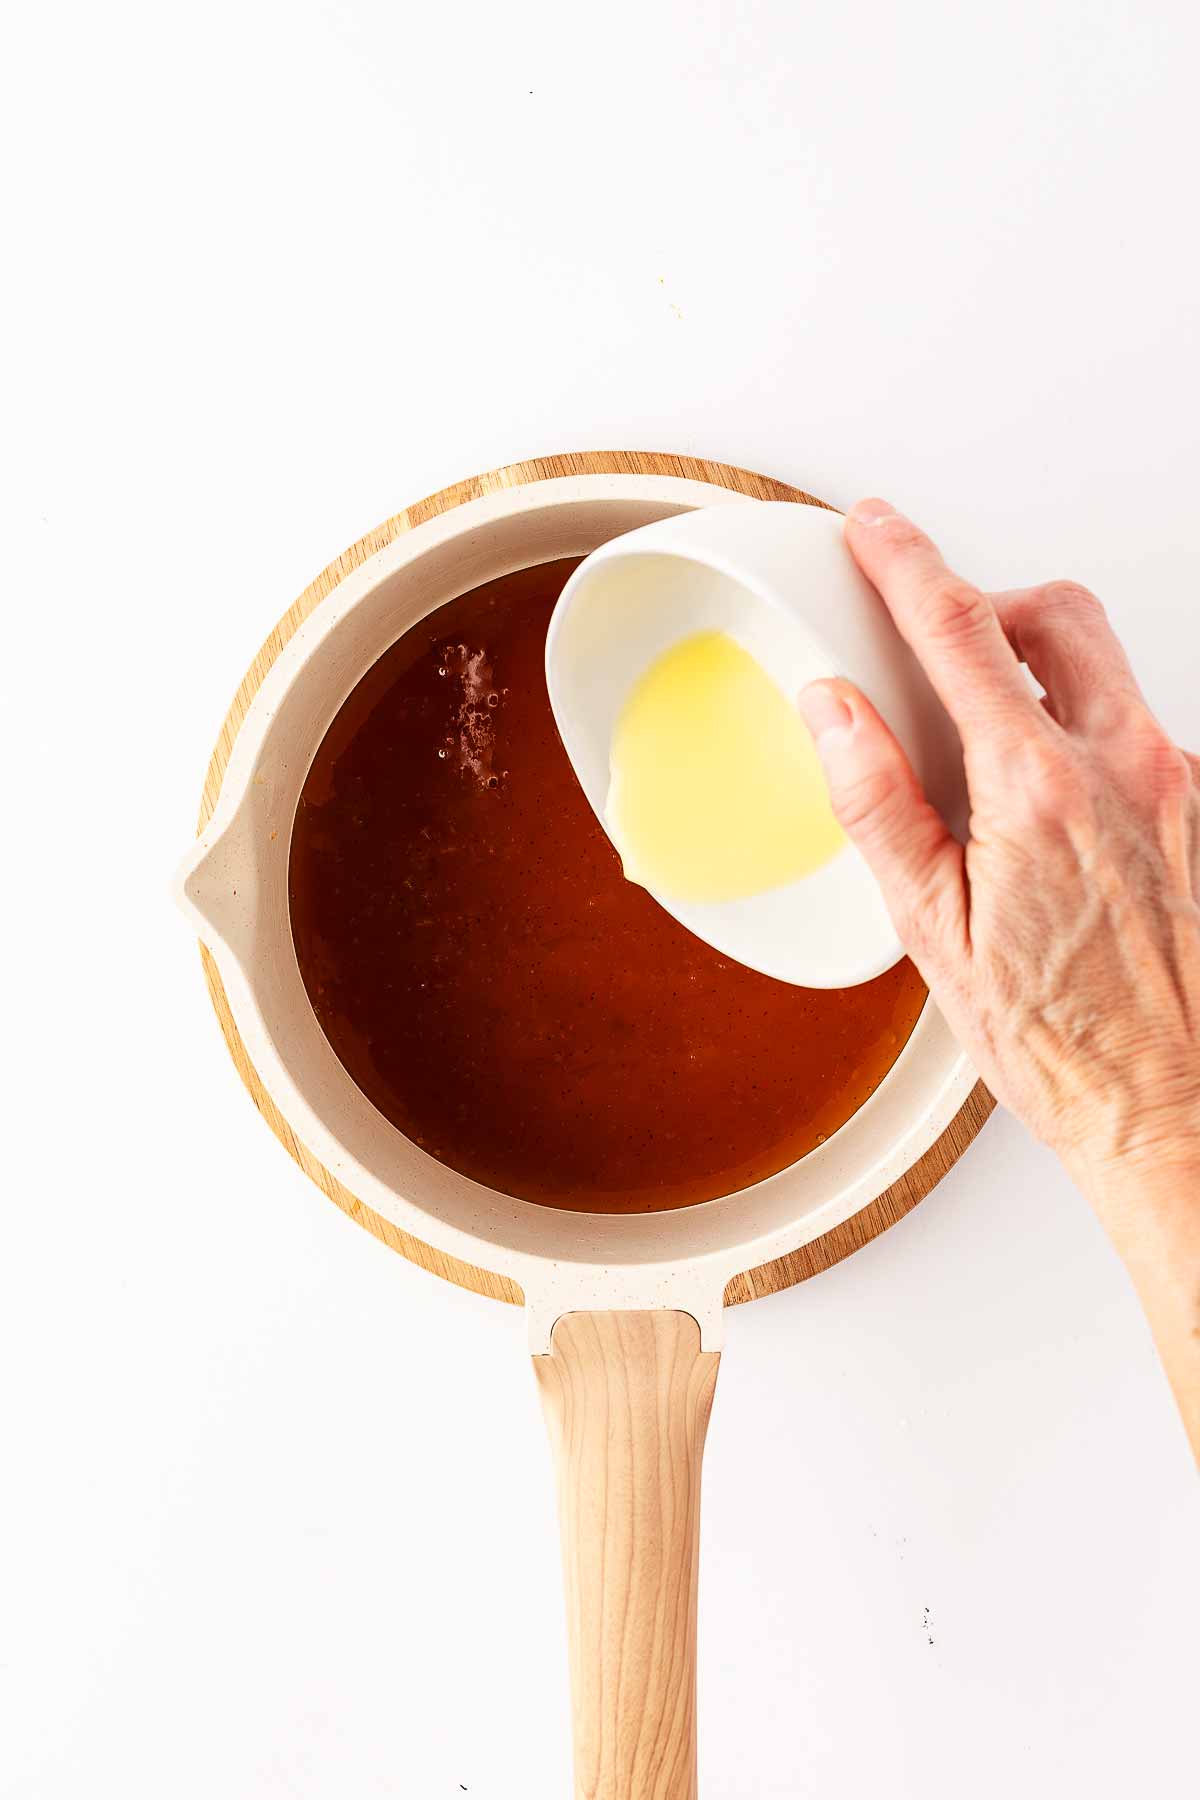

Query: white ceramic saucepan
[177,470,980,1799]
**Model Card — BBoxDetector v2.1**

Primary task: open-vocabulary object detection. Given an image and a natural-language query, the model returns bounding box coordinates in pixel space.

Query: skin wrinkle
[1159,786,1200,1029]
[933,756,1200,1164]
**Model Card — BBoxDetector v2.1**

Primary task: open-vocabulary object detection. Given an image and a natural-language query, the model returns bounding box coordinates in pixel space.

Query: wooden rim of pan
[195,449,993,1309]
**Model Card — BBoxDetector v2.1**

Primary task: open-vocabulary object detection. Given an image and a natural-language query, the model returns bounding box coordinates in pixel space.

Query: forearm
[1070,1148,1200,1463]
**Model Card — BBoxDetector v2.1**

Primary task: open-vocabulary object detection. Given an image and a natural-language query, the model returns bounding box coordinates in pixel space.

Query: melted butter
[607,629,845,903]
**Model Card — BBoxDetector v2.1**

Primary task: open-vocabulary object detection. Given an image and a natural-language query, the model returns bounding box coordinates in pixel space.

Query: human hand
[798,499,1200,1194]
[799,498,1200,1454]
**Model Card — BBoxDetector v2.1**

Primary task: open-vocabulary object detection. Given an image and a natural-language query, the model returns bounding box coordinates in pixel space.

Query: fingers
[798,677,968,964]
[844,499,1040,752]
[991,582,1146,733]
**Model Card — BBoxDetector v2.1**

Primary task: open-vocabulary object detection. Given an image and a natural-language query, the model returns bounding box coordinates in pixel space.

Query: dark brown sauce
[288,559,927,1213]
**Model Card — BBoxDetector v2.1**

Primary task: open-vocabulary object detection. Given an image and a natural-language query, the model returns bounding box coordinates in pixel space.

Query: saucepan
[177,467,981,1797]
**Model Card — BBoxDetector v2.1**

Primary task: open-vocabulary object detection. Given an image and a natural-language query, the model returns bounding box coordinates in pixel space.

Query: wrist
[1066,1138,1200,1464]
[1054,1087,1198,1210]
[1064,1140,1200,1268]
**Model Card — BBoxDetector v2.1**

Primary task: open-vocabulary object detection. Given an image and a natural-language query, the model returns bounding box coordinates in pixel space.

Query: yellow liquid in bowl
[607,629,845,903]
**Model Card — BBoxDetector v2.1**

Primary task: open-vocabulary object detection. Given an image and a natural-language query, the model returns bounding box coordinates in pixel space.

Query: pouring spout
[173,803,261,970]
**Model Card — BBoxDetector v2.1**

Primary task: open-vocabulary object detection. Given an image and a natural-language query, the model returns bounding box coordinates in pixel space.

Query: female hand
[799,498,1200,1453]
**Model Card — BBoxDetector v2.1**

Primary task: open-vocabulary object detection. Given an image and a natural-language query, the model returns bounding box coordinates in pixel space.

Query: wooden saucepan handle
[534,1310,722,1800]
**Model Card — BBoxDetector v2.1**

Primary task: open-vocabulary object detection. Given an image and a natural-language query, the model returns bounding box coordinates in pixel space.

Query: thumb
[799,678,967,962]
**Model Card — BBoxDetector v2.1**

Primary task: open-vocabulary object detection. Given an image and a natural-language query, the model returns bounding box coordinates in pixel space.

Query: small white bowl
[545,501,966,988]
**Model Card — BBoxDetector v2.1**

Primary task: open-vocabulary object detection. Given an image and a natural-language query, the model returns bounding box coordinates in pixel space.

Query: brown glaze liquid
[288,559,927,1213]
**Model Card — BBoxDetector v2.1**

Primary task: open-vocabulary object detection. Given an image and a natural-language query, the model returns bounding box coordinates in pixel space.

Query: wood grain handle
[534,1311,721,1800]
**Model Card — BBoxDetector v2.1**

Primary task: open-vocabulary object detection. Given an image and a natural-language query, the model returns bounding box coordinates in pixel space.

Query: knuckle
[1127,721,1191,799]
[1083,684,1144,735]
[1011,736,1087,816]
[915,576,988,646]
[1039,579,1106,622]
[830,764,906,839]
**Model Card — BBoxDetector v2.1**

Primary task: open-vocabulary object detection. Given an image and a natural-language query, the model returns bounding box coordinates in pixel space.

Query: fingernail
[798,681,854,744]
[847,496,897,527]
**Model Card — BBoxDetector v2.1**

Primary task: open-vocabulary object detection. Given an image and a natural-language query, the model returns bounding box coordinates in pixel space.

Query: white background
[3,2,1198,1795]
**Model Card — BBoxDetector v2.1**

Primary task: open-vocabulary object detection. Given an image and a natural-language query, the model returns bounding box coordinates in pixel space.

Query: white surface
[3,1,1198,1795]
